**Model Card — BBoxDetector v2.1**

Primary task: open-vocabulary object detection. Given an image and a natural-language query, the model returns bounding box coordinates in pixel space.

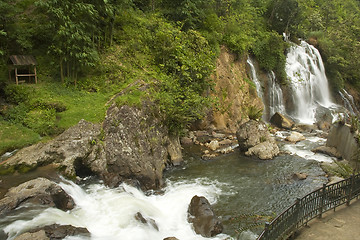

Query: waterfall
[339,89,360,117]
[246,57,263,100]
[285,41,334,124]
[268,71,286,118]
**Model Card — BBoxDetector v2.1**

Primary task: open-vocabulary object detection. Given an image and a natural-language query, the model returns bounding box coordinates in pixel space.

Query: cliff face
[327,123,358,161]
[198,46,263,132]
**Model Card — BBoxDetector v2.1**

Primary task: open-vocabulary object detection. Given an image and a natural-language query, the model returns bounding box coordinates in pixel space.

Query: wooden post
[34,66,37,84]
[15,67,18,85]
[8,66,11,82]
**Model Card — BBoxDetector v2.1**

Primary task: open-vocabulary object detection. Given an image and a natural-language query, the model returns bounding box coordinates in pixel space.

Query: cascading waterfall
[268,71,286,118]
[246,57,263,100]
[247,58,286,120]
[339,89,360,117]
[285,40,334,124]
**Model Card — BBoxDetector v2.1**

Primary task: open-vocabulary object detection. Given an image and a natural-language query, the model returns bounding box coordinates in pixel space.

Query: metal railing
[257,173,360,240]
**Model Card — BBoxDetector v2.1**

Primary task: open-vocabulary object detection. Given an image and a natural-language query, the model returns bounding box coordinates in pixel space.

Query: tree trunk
[60,57,64,84]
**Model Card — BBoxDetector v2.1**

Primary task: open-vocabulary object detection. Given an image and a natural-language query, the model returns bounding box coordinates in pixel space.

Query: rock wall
[198,46,263,132]
[326,123,358,161]
[102,102,181,189]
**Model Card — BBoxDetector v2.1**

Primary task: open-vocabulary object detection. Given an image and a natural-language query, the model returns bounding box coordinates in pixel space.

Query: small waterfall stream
[246,58,263,100]
[267,71,286,118]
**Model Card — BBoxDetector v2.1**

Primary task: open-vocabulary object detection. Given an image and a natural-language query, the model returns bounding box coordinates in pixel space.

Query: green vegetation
[1,0,360,153]
[0,120,40,155]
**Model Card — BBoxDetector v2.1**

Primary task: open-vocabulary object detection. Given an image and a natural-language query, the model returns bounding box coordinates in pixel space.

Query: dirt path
[295,199,360,239]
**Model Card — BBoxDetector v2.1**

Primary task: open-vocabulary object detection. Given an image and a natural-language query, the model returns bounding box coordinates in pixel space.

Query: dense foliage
[1,0,360,145]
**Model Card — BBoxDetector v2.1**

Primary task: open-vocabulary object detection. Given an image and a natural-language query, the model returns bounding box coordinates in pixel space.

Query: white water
[246,57,263,100]
[339,89,360,117]
[275,131,335,163]
[3,179,234,240]
[268,71,286,117]
[285,41,334,124]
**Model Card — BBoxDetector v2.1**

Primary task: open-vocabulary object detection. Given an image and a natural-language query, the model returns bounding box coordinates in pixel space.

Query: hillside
[1,0,360,154]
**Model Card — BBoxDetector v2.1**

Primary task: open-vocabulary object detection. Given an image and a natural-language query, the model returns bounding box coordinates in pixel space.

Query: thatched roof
[8,55,37,66]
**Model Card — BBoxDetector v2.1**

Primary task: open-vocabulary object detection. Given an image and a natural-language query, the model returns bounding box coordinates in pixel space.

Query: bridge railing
[257,173,360,240]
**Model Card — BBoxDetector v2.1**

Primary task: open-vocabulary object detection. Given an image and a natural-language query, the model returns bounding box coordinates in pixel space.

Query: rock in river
[188,195,223,237]
[0,178,74,216]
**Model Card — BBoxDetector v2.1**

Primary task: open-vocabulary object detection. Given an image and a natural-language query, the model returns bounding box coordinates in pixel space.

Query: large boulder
[236,120,279,159]
[245,141,280,160]
[236,120,270,151]
[188,195,223,237]
[0,178,74,215]
[102,102,182,189]
[270,112,294,130]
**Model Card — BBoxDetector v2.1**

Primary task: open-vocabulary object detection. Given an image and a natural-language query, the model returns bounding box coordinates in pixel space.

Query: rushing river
[0,131,331,240]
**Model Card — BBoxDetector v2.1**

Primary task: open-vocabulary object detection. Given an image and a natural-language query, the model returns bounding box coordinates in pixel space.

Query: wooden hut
[8,55,38,85]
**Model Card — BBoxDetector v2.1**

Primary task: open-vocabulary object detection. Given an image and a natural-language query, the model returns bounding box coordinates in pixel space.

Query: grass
[1,81,116,155]
[25,82,113,128]
[0,120,40,156]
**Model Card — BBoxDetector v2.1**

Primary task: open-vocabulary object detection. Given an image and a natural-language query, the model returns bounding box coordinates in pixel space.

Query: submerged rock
[0,178,74,215]
[292,172,308,180]
[285,131,306,143]
[135,212,159,231]
[188,195,223,237]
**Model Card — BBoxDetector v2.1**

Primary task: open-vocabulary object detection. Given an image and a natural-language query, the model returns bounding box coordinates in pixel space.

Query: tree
[36,0,99,85]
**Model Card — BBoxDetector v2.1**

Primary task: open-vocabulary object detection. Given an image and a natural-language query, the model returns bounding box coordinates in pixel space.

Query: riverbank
[295,198,360,239]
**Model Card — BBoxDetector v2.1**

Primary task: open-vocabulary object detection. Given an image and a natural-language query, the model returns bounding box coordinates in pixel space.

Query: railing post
[263,222,270,240]
[318,183,326,218]
[347,174,355,206]
[295,198,301,228]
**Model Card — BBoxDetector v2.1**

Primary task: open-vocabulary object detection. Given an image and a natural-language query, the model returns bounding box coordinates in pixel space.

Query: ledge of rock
[0,178,74,216]
[188,195,223,237]
[312,146,342,159]
[14,224,90,240]
[1,119,105,178]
